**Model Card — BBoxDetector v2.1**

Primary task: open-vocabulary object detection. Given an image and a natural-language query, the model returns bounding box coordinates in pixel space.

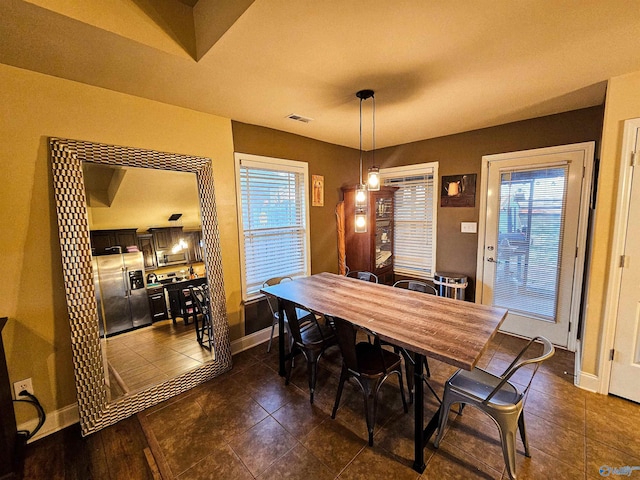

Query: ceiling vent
[286,114,313,123]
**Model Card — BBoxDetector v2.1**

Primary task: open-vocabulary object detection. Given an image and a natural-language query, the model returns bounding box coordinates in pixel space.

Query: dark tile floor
[136,333,640,479]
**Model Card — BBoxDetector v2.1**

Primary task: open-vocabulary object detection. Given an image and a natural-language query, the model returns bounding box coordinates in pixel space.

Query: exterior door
[609,120,640,402]
[478,143,594,348]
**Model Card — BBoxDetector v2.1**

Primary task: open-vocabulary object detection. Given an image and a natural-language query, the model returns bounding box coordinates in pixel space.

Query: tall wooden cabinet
[342,186,397,285]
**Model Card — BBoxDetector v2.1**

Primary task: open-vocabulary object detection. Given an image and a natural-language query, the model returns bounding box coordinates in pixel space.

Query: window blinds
[238,160,308,298]
[383,166,436,279]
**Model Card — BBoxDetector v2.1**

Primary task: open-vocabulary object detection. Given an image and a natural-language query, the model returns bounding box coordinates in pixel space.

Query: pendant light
[354,89,374,233]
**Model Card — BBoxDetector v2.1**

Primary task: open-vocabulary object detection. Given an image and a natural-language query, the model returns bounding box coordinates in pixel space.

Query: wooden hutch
[342,185,397,285]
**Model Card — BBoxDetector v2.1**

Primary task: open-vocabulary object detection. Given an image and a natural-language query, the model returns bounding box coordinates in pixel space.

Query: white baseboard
[230,325,278,355]
[18,402,79,444]
[577,371,600,393]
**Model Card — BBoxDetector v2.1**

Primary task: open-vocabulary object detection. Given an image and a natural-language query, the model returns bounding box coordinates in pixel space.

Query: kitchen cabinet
[90,229,138,255]
[147,286,168,321]
[149,227,183,251]
[184,231,203,263]
[342,186,397,285]
[137,234,157,270]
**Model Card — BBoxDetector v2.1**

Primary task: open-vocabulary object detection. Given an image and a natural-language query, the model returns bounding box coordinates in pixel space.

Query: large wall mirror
[50,138,232,435]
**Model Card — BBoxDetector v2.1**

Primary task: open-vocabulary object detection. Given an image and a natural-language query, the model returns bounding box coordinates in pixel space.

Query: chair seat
[299,321,335,346]
[355,342,402,376]
[448,367,523,407]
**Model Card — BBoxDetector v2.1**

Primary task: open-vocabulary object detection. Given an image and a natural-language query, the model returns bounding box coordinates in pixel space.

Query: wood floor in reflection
[23,333,640,479]
[103,318,215,397]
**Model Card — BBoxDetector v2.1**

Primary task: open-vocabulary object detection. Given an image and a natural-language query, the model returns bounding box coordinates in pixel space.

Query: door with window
[478,143,594,348]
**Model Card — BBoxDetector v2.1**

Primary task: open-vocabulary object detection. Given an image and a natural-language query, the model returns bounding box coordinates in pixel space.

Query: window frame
[380,162,438,280]
[234,152,311,302]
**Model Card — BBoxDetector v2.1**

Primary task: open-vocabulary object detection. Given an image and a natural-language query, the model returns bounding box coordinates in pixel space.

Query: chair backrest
[485,336,555,403]
[329,315,389,374]
[393,280,437,295]
[190,285,209,314]
[347,271,378,283]
[282,300,324,347]
[262,276,293,317]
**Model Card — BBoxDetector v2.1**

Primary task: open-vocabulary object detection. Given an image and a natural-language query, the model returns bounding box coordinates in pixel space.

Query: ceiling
[2,0,640,149]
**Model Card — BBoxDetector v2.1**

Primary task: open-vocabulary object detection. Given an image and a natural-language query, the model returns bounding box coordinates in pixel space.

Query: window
[235,153,310,301]
[381,162,438,279]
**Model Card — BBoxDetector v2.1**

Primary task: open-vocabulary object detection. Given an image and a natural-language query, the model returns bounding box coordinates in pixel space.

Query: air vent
[286,114,313,123]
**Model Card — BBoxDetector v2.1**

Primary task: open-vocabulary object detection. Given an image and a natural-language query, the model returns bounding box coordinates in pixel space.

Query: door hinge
[610,348,615,361]
[568,322,571,332]
[632,151,639,167]
[620,255,627,268]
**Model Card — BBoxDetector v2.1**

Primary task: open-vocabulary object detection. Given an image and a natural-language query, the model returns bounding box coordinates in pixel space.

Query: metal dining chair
[328,315,408,446]
[282,300,337,404]
[347,271,379,283]
[263,277,316,353]
[434,336,555,480]
[391,279,438,402]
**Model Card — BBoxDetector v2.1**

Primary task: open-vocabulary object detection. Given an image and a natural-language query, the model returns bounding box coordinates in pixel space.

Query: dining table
[261,272,507,473]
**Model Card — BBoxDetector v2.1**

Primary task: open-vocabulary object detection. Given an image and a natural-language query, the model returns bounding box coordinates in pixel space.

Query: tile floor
[137,333,640,479]
[103,318,214,397]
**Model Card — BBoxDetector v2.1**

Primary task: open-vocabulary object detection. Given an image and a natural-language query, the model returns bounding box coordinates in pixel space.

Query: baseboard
[230,325,278,355]
[18,402,79,444]
[577,371,600,393]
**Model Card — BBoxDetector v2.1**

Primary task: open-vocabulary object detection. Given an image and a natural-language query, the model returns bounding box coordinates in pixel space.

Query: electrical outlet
[13,378,33,398]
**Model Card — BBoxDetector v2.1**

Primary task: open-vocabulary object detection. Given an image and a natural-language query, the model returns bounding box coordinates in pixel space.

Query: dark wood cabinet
[137,234,157,270]
[342,186,397,285]
[149,227,183,251]
[147,287,168,321]
[90,229,138,255]
[184,231,203,263]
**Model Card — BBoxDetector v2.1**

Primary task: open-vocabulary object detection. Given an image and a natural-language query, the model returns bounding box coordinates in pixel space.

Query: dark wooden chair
[190,285,213,349]
[329,315,408,446]
[282,300,336,404]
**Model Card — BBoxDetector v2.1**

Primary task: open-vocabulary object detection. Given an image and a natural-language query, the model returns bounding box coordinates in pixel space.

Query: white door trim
[475,142,595,352]
[598,118,640,394]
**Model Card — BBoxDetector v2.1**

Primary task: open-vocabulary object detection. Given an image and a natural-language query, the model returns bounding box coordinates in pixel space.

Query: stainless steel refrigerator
[92,252,152,337]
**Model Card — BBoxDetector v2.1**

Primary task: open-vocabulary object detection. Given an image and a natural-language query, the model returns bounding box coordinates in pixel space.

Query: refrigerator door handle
[122,267,130,298]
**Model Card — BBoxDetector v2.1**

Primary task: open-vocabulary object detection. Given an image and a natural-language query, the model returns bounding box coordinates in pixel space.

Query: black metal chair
[329,315,408,446]
[190,285,213,349]
[346,271,378,283]
[434,336,555,480]
[392,280,438,401]
[282,300,337,404]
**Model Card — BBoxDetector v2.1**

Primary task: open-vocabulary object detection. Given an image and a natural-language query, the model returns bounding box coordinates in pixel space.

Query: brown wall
[232,122,360,275]
[374,106,605,299]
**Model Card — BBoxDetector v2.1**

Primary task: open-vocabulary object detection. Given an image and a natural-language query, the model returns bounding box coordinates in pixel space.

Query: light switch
[461,222,477,233]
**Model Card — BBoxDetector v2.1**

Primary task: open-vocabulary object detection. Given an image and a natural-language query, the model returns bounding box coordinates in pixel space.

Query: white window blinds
[381,163,438,279]
[235,154,310,300]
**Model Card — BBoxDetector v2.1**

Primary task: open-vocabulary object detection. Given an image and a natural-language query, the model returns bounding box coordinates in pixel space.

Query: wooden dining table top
[261,272,507,371]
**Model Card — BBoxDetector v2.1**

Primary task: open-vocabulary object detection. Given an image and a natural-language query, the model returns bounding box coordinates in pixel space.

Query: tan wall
[0,64,240,424]
[231,122,360,276]
[581,71,640,375]
[374,106,605,299]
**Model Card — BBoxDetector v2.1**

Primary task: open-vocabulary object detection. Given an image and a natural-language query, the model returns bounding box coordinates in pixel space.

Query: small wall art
[312,174,324,206]
[441,173,476,207]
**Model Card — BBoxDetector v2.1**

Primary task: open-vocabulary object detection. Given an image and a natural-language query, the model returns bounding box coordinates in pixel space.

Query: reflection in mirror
[50,138,231,435]
[82,163,215,401]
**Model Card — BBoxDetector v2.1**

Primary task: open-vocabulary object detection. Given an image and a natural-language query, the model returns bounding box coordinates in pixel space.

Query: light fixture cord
[359,96,363,185]
[372,94,376,167]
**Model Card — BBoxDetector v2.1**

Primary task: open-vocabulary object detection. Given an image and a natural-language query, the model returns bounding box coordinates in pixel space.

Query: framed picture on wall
[441,173,476,207]
[312,174,324,207]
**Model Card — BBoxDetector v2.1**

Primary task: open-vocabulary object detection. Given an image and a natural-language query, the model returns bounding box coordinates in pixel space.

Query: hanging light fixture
[367,92,380,191]
[354,89,374,233]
